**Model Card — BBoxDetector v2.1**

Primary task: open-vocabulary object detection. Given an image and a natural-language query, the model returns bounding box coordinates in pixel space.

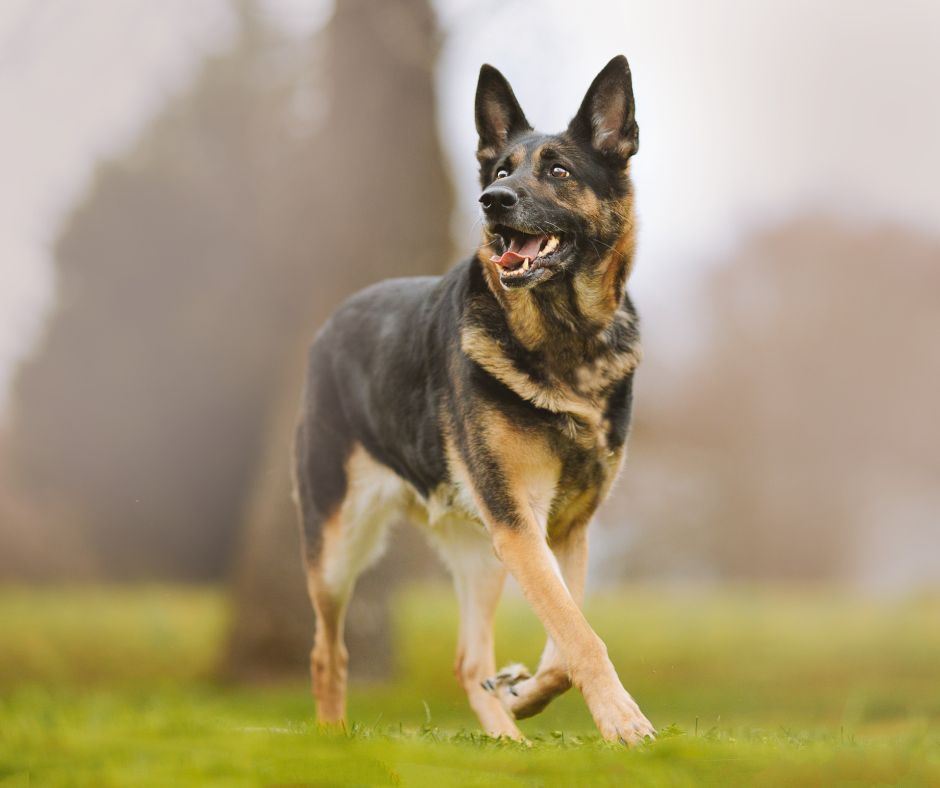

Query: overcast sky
[1,0,938,413]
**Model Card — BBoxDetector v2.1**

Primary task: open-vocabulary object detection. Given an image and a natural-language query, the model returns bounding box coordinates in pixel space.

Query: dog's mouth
[488,226,569,289]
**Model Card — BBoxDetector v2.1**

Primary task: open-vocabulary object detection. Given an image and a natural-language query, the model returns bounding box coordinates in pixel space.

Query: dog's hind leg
[429,523,524,740]
[486,526,588,719]
[296,442,402,725]
[305,550,351,724]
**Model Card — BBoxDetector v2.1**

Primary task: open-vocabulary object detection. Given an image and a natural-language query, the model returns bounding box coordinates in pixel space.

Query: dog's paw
[589,687,655,745]
[481,663,531,703]
[482,664,572,719]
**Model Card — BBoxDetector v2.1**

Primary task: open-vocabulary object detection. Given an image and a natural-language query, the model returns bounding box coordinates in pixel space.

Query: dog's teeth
[522,258,530,271]
[537,236,560,259]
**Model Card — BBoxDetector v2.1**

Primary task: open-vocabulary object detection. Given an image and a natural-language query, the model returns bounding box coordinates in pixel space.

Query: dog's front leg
[489,522,654,744]
[486,527,588,718]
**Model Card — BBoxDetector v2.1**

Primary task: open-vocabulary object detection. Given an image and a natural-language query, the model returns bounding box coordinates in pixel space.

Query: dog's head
[475,56,639,291]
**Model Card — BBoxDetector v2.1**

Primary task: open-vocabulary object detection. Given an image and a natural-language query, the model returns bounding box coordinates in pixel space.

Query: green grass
[0,585,938,786]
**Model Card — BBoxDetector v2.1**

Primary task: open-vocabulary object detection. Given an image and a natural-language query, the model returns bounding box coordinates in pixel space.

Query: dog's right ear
[475,64,531,163]
[568,55,639,161]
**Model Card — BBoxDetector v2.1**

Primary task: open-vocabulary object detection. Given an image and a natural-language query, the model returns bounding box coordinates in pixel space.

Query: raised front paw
[588,687,655,745]
[481,663,531,709]
[484,663,572,719]
[481,662,531,696]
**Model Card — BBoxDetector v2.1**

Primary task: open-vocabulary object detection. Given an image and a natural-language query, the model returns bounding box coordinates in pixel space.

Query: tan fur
[573,191,636,320]
[574,315,643,397]
[303,446,405,725]
[426,516,523,739]
[490,527,588,718]
[438,404,651,741]
[476,250,549,351]
[306,520,348,725]
[482,407,561,528]
[603,194,638,283]
[476,145,497,164]
[460,321,640,456]
[461,325,604,429]
[489,519,653,743]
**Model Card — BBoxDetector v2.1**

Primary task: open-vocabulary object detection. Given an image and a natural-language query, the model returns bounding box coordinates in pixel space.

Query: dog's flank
[293,55,654,743]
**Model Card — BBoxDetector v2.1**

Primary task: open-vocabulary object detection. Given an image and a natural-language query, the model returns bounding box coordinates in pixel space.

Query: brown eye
[495,168,509,179]
[550,165,570,178]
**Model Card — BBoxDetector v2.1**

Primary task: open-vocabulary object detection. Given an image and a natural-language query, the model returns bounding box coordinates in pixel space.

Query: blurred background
[1,0,938,690]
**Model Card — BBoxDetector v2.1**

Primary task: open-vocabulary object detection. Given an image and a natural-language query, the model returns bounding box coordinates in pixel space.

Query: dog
[292,55,654,744]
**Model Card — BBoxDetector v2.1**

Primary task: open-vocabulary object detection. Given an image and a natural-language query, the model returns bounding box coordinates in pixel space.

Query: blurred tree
[0,427,96,580]
[226,0,453,679]
[9,2,314,579]
[5,0,452,681]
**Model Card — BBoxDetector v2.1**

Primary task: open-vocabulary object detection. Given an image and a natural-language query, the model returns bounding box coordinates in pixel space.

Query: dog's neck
[477,221,636,361]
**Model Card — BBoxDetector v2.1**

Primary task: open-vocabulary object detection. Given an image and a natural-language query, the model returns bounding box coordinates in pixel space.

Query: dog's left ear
[475,64,531,161]
[569,55,639,160]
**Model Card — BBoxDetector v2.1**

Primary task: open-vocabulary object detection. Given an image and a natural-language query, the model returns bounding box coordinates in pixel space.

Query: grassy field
[0,585,938,786]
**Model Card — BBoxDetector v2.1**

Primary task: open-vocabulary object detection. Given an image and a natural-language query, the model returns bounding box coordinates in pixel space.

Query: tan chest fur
[460,312,640,453]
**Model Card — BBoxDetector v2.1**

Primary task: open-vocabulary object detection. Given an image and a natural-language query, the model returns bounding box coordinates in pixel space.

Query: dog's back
[295,273,447,557]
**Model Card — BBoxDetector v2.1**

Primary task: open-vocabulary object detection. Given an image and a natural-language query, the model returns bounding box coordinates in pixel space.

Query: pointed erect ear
[475,64,531,160]
[568,55,639,160]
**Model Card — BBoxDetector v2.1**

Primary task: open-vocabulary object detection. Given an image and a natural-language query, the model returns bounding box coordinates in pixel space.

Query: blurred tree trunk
[226,0,453,680]
[5,7,312,580]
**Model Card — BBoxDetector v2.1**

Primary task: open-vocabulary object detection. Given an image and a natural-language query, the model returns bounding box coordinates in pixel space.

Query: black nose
[479,186,518,213]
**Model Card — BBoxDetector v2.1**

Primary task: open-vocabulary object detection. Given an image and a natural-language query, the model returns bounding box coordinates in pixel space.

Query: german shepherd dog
[293,55,654,744]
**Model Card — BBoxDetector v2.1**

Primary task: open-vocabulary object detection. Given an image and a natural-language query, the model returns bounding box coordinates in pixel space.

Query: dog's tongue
[490,233,544,268]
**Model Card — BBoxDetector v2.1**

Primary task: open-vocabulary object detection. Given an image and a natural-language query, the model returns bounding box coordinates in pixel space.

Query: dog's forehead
[507,132,584,165]
[501,131,618,197]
